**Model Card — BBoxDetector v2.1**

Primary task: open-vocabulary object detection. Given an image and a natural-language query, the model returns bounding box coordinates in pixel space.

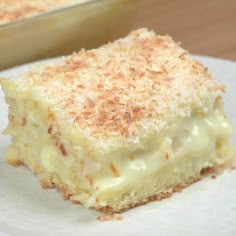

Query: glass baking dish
[0,0,137,70]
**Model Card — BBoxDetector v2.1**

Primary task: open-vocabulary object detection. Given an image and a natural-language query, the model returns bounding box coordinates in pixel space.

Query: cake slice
[0,28,234,213]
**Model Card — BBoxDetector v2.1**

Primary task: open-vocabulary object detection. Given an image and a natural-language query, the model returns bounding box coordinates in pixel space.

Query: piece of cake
[0,28,234,213]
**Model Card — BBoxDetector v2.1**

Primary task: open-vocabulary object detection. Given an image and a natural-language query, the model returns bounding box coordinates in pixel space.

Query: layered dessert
[0,28,234,213]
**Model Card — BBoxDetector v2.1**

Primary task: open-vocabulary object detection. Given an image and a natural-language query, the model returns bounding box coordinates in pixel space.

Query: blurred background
[0,0,235,70]
[132,0,236,61]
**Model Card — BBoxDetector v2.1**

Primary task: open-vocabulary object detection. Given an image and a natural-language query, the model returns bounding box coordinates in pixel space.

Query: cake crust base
[7,159,217,214]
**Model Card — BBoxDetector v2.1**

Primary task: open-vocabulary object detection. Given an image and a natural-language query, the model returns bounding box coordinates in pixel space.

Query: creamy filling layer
[93,109,232,190]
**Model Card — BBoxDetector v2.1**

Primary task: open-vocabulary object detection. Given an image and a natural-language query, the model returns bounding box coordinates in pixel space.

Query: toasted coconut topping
[17,28,224,141]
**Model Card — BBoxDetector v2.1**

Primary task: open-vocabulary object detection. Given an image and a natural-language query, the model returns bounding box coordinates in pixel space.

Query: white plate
[0,56,235,236]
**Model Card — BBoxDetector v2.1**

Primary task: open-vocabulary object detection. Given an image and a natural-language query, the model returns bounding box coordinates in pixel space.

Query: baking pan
[0,0,137,70]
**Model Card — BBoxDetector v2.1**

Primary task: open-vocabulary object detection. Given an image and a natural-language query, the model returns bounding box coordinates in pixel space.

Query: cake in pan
[0,0,89,25]
[0,28,234,213]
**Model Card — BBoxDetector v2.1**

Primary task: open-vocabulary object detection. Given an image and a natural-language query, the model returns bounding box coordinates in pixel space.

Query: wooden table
[132,0,236,61]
